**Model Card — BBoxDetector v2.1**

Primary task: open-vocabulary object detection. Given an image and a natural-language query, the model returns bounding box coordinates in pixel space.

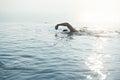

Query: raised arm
[55,22,78,32]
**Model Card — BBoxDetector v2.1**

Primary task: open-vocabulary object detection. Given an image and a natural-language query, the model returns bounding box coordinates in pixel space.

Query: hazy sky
[0,0,120,23]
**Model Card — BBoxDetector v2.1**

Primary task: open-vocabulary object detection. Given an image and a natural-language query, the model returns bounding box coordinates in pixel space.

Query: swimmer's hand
[55,24,59,30]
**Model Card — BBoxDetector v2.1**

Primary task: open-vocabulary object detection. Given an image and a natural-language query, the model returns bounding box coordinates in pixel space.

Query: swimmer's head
[63,29,68,32]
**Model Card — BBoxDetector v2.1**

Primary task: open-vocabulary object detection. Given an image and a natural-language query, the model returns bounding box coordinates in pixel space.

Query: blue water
[0,23,120,80]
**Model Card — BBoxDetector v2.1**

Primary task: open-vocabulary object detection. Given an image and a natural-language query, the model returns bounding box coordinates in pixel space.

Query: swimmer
[55,22,90,35]
[55,22,119,37]
[55,22,103,36]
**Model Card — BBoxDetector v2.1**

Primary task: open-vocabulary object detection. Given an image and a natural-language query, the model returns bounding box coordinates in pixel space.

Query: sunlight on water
[86,54,106,80]
[85,37,111,80]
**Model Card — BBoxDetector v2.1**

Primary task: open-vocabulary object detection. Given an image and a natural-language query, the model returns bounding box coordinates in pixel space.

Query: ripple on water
[0,23,120,80]
[20,55,35,58]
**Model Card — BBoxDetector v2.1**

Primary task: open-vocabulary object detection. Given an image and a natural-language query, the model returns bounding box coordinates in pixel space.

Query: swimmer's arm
[55,22,78,32]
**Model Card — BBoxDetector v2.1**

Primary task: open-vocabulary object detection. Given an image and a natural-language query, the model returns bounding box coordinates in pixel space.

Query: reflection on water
[86,37,110,80]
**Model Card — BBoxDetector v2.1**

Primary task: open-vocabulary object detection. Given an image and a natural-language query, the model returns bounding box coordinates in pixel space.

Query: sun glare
[72,0,120,29]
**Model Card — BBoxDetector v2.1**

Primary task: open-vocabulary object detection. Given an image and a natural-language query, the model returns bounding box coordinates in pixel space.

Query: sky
[0,0,120,24]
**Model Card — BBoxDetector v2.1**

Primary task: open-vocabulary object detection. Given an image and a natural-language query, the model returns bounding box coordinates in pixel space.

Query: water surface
[0,23,120,80]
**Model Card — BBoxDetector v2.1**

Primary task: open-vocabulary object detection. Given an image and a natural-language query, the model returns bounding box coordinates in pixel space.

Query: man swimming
[55,22,91,35]
[55,22,110,37]
[55,22,120,38]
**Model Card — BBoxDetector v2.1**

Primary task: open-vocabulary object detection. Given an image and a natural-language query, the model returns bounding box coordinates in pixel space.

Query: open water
[0,23,120,80]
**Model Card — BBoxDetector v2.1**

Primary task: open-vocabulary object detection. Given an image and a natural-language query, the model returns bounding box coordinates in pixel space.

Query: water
[0,23,120,80]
